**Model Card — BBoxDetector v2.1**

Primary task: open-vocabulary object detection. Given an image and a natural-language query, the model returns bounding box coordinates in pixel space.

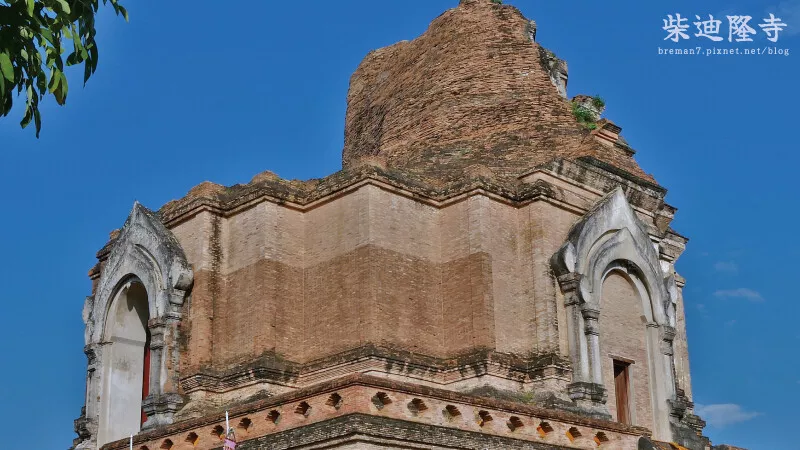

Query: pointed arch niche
[80,203,193,448]
[97,278,150,445]
[551,188,678,442]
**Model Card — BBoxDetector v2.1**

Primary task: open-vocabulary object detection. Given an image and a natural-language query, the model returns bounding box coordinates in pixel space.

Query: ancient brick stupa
[72,1,730,449]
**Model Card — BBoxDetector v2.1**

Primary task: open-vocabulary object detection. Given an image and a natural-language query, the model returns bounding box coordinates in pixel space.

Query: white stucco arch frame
[97,276,149,446]
[551,187,678,441]
[78,202,193,449]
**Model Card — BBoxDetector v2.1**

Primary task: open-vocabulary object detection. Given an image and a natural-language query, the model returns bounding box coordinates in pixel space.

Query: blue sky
[0,1,797,449]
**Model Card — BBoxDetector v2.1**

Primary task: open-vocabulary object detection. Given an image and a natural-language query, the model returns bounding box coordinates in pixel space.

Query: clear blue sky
[0,1,797,449]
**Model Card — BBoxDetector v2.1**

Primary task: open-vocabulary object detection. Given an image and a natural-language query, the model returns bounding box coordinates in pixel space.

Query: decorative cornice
[181,346,573,394]
[103,373,651,450]
[91,159,678,267]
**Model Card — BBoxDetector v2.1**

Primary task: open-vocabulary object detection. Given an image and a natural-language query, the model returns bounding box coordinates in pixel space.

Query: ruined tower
[73,1,725,449]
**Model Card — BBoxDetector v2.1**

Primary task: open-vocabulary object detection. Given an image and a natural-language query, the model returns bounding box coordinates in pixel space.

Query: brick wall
[175,185,549,374]
[342,0,652,183]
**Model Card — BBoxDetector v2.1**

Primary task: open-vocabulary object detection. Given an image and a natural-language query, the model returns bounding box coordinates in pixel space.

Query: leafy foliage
[0,0,127,137]
[491,0,503,4]
[571,101,595,126]
[572,96,605,130]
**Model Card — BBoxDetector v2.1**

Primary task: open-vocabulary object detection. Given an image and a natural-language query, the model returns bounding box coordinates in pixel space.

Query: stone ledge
[180,346,572,394]
[93,157,673,262]
[101,374,651,450]
[237,413,579,449]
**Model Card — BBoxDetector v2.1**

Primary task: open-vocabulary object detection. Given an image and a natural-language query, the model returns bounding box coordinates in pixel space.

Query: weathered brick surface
[146,160,688,401]
[218,258,304,363]
[525,200,581,355]
[343,0,652,184]
[208,243,497,367]
[181,270,216,372]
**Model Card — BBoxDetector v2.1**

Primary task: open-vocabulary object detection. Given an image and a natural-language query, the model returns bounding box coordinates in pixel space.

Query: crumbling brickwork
[343,0,652,184]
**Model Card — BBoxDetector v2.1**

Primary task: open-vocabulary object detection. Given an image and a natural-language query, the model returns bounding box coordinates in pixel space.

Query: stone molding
[99,374,651,450]
[94,157,669,233]
[141,393,185,429]
[180,346,572,394]
[566,382,610,419]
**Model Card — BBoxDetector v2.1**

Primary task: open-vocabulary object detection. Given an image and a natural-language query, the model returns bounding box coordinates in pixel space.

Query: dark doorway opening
[141,328,151,426]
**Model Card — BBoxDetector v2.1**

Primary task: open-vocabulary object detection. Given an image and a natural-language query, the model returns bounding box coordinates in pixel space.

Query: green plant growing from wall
[571,101,598,130]
[591,95,605,109]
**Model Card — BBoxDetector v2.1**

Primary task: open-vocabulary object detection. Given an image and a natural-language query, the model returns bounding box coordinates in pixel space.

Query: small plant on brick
[591,95,605,109]
[518,391,535,403]
[571,101,598,130]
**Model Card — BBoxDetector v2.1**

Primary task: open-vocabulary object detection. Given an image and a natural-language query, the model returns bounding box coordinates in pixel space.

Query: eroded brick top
[343,0,652,182]
[151,0,660,226]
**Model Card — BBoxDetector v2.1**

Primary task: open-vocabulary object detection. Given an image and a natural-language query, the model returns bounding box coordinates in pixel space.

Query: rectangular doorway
[613,359,631,424]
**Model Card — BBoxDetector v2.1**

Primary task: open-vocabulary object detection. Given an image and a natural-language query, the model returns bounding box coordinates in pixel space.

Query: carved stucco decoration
[551,187,678,441]
[77,202,193,449]
[88,202,193,342]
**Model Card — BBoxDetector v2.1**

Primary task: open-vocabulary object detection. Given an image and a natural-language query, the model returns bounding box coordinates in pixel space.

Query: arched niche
[597,263,658,432]
[551,188,678,441]
[97,279,150,446]
[78,202,193,449]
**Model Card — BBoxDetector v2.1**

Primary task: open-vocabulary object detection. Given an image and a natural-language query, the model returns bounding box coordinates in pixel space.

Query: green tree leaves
[0,52,13,81]
[54,0,70,14]
[0,0,128,137]
[48,67,66,104]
